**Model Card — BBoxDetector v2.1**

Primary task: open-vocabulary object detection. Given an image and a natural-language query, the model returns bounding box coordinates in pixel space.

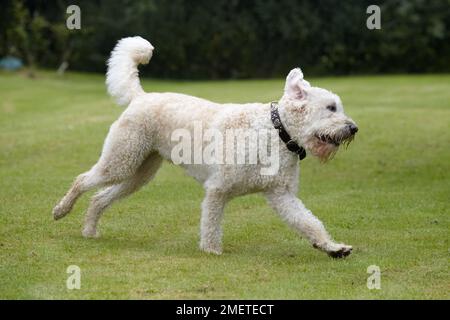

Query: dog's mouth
[315,134,340,146]
[314,132,355,148]
[307,128,356,162]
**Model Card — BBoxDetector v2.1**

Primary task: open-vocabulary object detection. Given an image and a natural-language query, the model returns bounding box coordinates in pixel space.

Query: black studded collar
[270,101,307,160]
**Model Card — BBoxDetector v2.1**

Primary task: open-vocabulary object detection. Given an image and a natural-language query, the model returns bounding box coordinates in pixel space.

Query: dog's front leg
[199,189,228,255]
[265,189,352,258]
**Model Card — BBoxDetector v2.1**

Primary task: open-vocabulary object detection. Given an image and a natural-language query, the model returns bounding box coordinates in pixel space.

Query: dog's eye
[327,105,337,112]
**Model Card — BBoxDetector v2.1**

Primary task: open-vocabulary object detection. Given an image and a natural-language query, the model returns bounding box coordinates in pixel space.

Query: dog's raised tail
[106,36,154,107]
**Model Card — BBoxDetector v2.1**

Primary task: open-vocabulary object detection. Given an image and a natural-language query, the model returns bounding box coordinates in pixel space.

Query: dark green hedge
[1,0,449,78]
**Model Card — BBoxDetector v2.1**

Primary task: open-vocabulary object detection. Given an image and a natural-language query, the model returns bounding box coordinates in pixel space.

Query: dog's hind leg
[52,168,100,220]
[82,153,163,238]
[265,189,352,258]
[53,118,151,220]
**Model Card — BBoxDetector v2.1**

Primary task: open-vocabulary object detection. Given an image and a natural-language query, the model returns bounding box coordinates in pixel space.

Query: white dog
[53,36,358,258]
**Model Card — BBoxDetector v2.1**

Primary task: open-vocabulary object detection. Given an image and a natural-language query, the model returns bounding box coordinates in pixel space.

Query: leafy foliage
[1,0,449,78]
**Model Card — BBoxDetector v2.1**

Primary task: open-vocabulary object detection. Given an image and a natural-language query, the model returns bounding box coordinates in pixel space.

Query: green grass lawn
[0,70,448,299]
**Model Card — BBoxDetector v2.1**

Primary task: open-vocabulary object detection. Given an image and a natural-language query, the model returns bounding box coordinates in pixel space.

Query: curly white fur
[53,37,358,258]
[106,36,154,106]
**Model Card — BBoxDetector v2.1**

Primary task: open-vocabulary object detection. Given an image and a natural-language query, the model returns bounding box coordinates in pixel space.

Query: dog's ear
[284,68,310,100]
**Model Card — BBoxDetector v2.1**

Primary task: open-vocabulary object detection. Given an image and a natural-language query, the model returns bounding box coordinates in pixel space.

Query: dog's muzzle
[315,122,358,147]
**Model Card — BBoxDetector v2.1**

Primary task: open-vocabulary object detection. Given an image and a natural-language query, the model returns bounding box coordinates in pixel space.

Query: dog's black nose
[348,123,358,134]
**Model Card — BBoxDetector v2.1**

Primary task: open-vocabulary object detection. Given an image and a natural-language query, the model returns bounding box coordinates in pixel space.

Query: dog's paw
[201,248,222,255]
[82,227,100,238]
[52,203,70,220]
[326,244,352,259]
[313,242,352,259]
[200,243,222,255]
